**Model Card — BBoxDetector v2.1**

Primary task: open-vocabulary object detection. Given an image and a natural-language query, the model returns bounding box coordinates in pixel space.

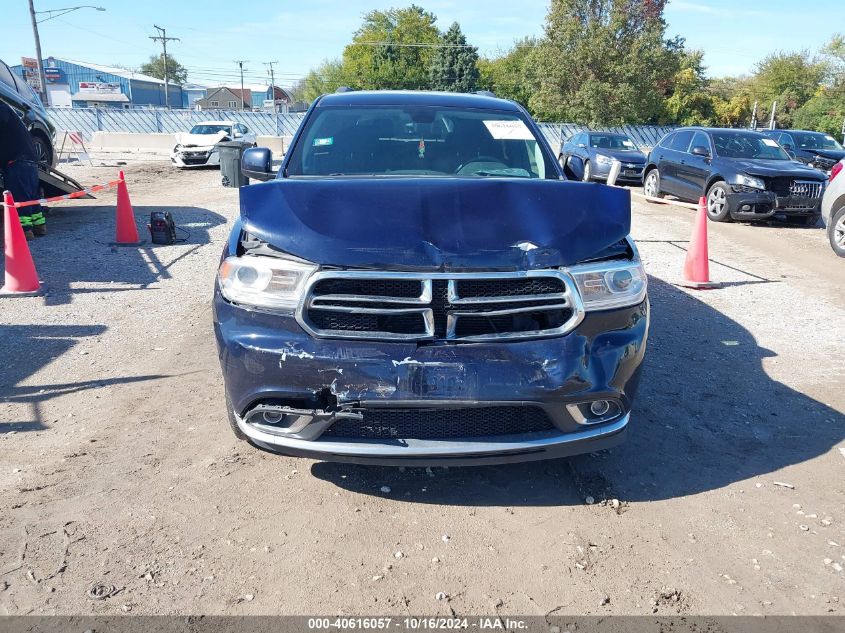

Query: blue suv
[213,90,649,466]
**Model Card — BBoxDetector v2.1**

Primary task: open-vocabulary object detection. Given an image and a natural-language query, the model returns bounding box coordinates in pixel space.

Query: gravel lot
[1,158,843,616]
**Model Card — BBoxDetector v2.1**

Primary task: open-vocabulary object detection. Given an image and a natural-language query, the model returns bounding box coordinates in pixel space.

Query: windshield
[286,106,555,179]
[190,124,232,135]
[792,132,843,151]
[712,133,790,160]
[589,134,638,150]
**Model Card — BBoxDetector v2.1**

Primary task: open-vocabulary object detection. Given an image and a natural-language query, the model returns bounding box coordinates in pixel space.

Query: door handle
[680,160,686,165]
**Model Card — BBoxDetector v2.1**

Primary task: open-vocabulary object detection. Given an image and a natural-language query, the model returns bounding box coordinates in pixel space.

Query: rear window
[286,105,556,179]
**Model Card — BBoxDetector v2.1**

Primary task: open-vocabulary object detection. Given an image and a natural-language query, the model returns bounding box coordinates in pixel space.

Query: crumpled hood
[174,131,229,148]
[239,178,631,270]
[802,148,845,162]
[733,159,826,179]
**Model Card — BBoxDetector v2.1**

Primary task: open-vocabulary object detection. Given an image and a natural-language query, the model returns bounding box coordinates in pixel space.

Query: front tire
[31,133,52,167]
[582,160,592,182]
[643,169,662,198]
[705,181,732,222]
[829,207,845,257]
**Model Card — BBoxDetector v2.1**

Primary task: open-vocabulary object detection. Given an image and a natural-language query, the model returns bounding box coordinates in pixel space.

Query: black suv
[0,58,55,166]
[643,127,828,225]
[760,129,845,175]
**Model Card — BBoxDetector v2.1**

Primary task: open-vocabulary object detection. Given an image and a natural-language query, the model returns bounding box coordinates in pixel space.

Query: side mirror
[691,145,710,157]
[241,147,274,182]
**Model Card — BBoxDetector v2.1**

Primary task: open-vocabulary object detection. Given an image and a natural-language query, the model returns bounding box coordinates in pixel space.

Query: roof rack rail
[475,90,496,98]
[335,86,355,93]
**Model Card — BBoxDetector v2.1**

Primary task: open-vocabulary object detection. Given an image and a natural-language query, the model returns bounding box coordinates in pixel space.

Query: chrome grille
[788,180,823,199]
[297,271,584,342]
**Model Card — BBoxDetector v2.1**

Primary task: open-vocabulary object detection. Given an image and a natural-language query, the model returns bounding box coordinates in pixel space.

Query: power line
[149,25,180,108]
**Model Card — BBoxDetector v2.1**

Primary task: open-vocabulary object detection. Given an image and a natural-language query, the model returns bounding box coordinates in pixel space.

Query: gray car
[559,132,647,183]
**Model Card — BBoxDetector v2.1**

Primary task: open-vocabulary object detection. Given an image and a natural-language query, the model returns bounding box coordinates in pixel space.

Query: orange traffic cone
[1,191,42,296]
[113,170,143,245]
[679,197,718,289]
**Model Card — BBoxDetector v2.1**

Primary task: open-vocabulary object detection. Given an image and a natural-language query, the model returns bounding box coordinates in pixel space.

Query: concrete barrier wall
[89,132,293,155]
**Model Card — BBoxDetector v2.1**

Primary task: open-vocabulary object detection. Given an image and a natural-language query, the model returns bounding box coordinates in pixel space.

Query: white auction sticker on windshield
[825,135,836,141]
[762,138,779,147]
[483,119,535,140]
[622,139,635,147]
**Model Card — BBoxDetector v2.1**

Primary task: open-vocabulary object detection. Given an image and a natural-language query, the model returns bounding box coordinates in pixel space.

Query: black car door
[659,130,695,197]
[676,131,713,198]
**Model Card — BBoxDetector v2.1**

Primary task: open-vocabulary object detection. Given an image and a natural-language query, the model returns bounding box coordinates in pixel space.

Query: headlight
[735,174,765,190]
[568,260,647,311]
[594,154,614,166]
[218,255,317,311]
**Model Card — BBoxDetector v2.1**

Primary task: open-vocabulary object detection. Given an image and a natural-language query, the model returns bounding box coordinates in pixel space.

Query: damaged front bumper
[726,188,821,220]
[213,293,649,466]
[171,147,220,168]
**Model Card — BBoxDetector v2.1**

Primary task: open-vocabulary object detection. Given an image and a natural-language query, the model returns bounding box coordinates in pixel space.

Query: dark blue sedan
[559,132,647,183]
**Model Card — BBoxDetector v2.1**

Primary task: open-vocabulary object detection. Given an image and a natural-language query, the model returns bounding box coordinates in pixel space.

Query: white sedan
[171,120,256,168]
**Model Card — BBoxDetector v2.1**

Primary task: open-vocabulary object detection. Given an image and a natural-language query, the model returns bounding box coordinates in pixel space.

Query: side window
[668,130,695,152]
[0,62,17,89]
[691,131,711,153]
[658,132,675,149]
[779,133,795,148]
[241,124,249,133]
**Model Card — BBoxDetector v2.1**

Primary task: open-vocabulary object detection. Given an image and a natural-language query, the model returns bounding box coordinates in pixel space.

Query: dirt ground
[1,158,843,616]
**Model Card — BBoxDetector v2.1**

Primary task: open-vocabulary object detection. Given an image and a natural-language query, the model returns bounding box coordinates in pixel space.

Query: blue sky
[1,0,840,89]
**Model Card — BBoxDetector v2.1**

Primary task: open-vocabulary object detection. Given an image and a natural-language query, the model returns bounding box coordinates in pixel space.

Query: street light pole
[27,0,48,104]
[28,4,106,106]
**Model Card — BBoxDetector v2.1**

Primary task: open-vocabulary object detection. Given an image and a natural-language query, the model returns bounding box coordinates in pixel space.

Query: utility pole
[234,60,249,110]
[263,61,278,112]
[27,0,48,105]
[150,25,180,109]
[769,101,777,130]
[750,101,758,130]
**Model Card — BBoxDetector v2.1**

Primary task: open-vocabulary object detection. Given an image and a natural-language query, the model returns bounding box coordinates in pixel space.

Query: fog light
[262,410,284,424]
[590,400,611,416]
[741,204,751,211]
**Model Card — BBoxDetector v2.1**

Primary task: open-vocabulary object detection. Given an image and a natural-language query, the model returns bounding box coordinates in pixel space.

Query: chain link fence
[47,108,674,150]
[46,109,306,141]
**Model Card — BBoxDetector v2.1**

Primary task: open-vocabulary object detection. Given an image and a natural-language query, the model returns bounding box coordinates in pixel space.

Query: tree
[526,0,683,124]
[791,35,845,136]
[140,53,187,85]
[477,38,538,106]
[294,59,350,104]
[342,5,440,90]
[663,49,717,125]
[429,22,479,92]
[749,51,827,127]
